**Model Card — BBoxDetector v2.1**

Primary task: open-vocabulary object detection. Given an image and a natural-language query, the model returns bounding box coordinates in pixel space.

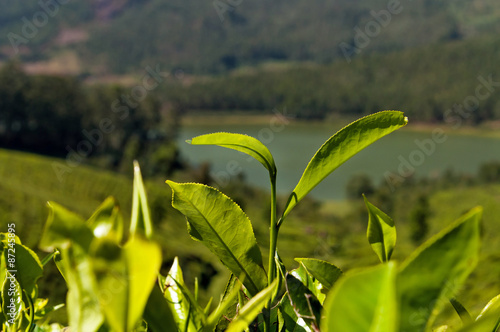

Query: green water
[177,122,500,200]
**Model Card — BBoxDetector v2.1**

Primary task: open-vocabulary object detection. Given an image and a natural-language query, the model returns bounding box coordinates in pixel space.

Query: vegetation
[0,62,182,177]
[163,34,500,122]
[2,112,500,331]
[1,0,500,74]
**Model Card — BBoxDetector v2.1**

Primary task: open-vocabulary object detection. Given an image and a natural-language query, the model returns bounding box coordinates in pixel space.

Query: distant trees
[162,34,500,122]
[0,62,182,177]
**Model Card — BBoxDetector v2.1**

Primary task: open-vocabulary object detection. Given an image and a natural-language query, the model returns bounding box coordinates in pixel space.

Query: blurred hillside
[1,0,500,75]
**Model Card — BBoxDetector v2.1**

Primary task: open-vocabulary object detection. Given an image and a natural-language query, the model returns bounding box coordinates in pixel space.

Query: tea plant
[2,110,500,331]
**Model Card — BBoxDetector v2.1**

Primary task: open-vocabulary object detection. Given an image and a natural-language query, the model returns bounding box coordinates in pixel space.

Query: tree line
[0,61,182,178]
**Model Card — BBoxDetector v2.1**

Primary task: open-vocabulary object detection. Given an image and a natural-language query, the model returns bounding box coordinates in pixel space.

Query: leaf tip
[186,139,192,144]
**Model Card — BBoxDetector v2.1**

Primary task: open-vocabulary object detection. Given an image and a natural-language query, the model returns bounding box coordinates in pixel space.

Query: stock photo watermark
[213,0,243,22]
[51,65,170,181]
[384,74,500,191]
[4,223,21,327]
[339,0,404,63]
[7,0,70,54]
[211,107,293,187]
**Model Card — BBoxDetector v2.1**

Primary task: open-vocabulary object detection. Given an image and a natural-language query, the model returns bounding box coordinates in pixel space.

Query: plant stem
[264,174,278,332]
[268,175,278,285]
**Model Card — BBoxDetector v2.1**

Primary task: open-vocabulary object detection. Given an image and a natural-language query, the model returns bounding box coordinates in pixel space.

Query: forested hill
[1,0,500,74]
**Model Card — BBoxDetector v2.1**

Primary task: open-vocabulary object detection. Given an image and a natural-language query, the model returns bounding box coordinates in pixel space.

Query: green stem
[264,174,278,332]
[268,175,278,285]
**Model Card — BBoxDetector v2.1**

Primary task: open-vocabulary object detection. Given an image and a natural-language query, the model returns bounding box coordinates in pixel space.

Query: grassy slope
[1,148,500,328]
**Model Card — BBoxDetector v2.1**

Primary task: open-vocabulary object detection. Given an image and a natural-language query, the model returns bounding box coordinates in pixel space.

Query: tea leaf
[285,274,322,330]
[294,258,342,291]
[60,244,104,332]
[189,132,276,177]
[363,195,396,262]
[166,181,267,296]
[226,278,279,332]
[91,236,162,332]
[282,111,407,220]
[4,242,43,296]
[164,257,204,331]
[321,262,398,332]
[39,203,104,332]
[2,271,23,329]
[290,263,326,304]
[130,161,153,239]
[39,202,93,251]
[450,298,472,325]
[143,285,178,332]
[398,207,482,332]
[87,196,124,243]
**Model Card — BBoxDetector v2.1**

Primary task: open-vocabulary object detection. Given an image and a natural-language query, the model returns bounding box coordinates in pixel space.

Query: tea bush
[1,111,499,331]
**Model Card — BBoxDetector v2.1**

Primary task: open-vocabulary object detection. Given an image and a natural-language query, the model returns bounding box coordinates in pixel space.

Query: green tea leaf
[282,111,407,220]
[290,263,326,304]
[457,314,500,332]
[477,294,500,321]
[285,274,322,330]
[5,243,43,296]
[60,244,104,332]
[450,298,472,325]
[321,262,398,332]
[398,207,482,332]
[143,285,178,332]
[164,257,203,332]
[226,278,279,332]
[206,275,242,330]
[278,295,311,332]
[189,132,276,177]
[468,294,500,332]
[91,236,162,332]
[2,271,23,329]
[39,203,104,332]
[166,181,267,295]
[294,258,342,291]
[363,195,396,262]
[87,196,124,243]
[130,161,153,239]
[39,202,93,251]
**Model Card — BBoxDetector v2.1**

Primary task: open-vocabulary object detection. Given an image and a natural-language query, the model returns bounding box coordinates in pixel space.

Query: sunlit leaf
[321,262,398,332]
[130,161,153,239]
[282,111,407,220]
[290,263,326,304]
[226,278,279,332]
[39,203,103,332]
[166,181,267,295]
[189,132,276,177]
[2,271,23,330]
[5,242,43,296]
[164,257,203,332]
[91,236,162,332]
[206,275,242,330]
[87,196,124,243]
[450,298,472,325]
[278,295,311,332]
[398,207,482,332]
[143,285,178,332]
[363,195,396,262]
[295,258,342,291]
[285,274,322,330]
[39,202,93,251]
[60,244,104,332]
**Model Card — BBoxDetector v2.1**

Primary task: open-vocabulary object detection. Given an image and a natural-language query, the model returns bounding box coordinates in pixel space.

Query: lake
[177,120,500,200]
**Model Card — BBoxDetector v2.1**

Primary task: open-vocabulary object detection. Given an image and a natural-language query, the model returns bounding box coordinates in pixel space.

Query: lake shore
[180,112,500,139]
